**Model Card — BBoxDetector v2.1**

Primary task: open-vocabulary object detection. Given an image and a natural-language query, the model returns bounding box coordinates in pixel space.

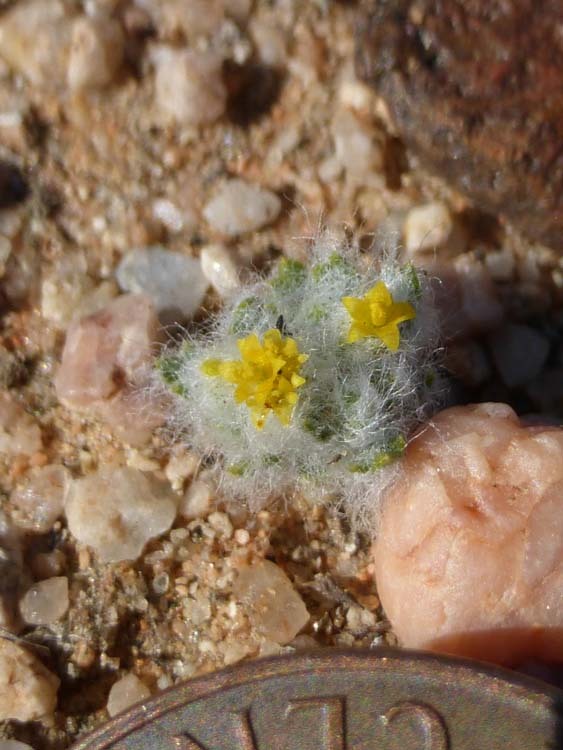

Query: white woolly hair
[155,232,443,532]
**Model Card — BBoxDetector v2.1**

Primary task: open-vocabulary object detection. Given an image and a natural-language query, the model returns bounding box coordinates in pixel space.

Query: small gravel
[179,478,212,520]
[19,576,69,626]
[106,674,150,718]
[0,0,71,87]
[0,393,42,457]
[233,560,310,645]
[200,244,240,296]
[55,293,158,407]
[203,179,282,236]
[404,202,453,254]
[0,639,59,722]
[65,467,177,563]
[331,109,383,183]
[11,465,69,534]
[67,14,124,92]
[115,247,208,321]
[152,47,227,127]
[488,323,551,388]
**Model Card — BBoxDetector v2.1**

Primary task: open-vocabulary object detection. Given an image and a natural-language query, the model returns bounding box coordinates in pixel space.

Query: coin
[71,649,563,750]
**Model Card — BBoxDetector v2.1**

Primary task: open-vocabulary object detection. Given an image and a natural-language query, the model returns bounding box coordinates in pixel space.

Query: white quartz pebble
[0,0,71,87]
[179,478,212,520]
[404,202,453,254]
[165,450,199,491]
[153,47,226,126]
[152,198,196,235]
[208,511,233,539]
[65,467,177,563]
[0,741,35,750]
[233,560,309,645]
[67,14,124,91]
[249,19,287,67]
[41,271,94,327]
[11,465,69,533]
[331,109,383,181]
[0,638,59,721]
[0,392,42,456]
[374,403,563,666]
[116,247,208,321]
[200,244,240,296]
[107,673,150,717]
[203,179,281,236]
[19,576,69,625]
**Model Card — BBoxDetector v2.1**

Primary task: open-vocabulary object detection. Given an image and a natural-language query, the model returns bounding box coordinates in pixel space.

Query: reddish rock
[373,403,563,666]
[55,294,164,444]
[55,293,158,407]
[357,0,563,251]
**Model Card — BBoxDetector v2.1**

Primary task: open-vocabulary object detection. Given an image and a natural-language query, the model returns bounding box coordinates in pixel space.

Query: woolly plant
[156,235,442,529]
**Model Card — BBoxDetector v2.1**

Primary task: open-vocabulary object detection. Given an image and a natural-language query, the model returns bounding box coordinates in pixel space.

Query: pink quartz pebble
[373,403,563,666]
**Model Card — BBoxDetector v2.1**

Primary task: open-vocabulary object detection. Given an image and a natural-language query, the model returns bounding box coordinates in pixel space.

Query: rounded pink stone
[373,403,563,666]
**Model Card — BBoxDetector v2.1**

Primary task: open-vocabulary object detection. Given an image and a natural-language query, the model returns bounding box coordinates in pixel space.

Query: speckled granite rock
[357,0,563,251]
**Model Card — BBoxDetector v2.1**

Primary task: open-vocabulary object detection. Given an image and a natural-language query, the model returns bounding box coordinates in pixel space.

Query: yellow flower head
[201,328,308,430]
[342,281,416,351]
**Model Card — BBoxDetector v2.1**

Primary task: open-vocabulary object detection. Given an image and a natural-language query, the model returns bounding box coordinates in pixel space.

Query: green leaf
[342,390,359,407]
[425,369,436,388]
[227,461,249,476]
[302,397,342,442]
[156,348,190,396]
[308,304,327,322]
[311,252,352,281]
[404,262,422,299]
[271,259,306,292]
[263,454,281,466]
[348,434,407,473]
[229,296,263,334]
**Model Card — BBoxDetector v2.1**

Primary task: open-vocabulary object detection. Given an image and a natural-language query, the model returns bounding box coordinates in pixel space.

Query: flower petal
[388,301,416,325]
[366,280,392,307]
[375,323,400,352]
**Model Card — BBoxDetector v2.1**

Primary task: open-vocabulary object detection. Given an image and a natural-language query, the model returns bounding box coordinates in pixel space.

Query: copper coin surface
[71,649,563,750]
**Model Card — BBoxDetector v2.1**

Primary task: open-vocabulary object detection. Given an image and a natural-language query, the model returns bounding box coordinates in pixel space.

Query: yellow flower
[201,329,308,430]
[342,281,416,351]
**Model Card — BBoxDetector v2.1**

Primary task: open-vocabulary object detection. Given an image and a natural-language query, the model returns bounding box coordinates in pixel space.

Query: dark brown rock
[356,0,563,251]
